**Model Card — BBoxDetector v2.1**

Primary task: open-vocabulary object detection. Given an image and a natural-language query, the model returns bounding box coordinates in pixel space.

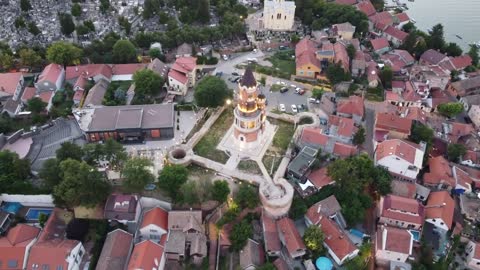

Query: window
[149,229,158,233]
[284,15,287,20]
[150,234,160,240]
[56,266,64,270]
[7,260,17,268]
[42,265,49,270]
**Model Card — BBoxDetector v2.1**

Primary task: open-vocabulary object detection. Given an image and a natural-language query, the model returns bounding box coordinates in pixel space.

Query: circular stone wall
[259,178,294,218]
[167,146,192,166]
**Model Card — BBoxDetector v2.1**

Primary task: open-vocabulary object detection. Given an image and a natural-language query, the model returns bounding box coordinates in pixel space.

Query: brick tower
[233,68,266,144]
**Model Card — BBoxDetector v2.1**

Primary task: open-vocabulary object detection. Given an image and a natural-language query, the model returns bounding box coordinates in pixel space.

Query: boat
[456,35,463,40]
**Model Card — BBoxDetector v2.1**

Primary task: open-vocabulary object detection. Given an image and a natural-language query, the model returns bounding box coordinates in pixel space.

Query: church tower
[233,68,266,144]
[263,0,296,31]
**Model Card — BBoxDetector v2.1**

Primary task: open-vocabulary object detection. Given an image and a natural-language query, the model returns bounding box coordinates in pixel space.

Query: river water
[386,0,480,51]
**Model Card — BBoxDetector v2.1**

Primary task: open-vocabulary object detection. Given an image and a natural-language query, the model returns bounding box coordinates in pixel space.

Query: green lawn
[366,87,384,102]
[270,84,283,92]
[262,118,295,176]
[193,109,233,164]
[103,81,132,106]
[266,51,296,76]
[237,159,262,175]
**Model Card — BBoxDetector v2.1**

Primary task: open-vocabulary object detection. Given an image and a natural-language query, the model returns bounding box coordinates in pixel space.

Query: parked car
[295,88,305,95]
[144,184,157,191]
[222,54,228,60]
[291,104,298,113]
[232,72,239,76]
[309,98,320,104]
[280,87,288,93]
[298,104,305,111]
[279,104,286,112]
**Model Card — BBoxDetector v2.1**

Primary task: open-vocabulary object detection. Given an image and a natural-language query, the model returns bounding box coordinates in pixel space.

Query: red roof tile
[96,229,133,270]
[307,167,334,189]
[395,12,410,23]
[377,227,412,254]
[449,55,472,70]
[66,64,113,81]
[333,43,349,72]
[73,89,84,102]
[272,257,289,270]
[127,240,164,270]
[337,95,364,118]
[296,38,321,69]
[300,127,328,146]
[329,115,356,137]
[420,49,448,65]
[333,142,357,158]
[371,38,390,52]
[141,207,168,231]
[369,11,394,27]
[0,72,23,95]
[261,212,281,254]
[112,63,146,75]
[380,195,424,225]
[171,57,196,73]
[0,224,40,270]
[21,87,36,102]
[454,166,474,189]
[168,69,188,84]
[423,156,454,186]
[375,139,420,164]
[38,91,54,104]
[425,191,455,229]
[277,217,305,258]
[319,216,358,262]
[384,26,408,42]
[375,112,412,135]
[356,0,376,16]
[38,64,63,84]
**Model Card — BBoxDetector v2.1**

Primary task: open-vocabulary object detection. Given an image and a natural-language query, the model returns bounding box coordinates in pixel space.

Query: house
[356,0,376,17]
[394,12,410,29]
[175,43,193,58]
[351,51,367,77]
[148,58,169,78]
[287,146,318,180]
[27,208,85,270]
[239,239,265,270]
[0,210,12,234]
[127,240,165,270]
[469,105,480,129]
[449,55,472,71]
[316,42,335,63]
[375,113,413,141]
[466,240,480,270]
[272,258,289,270]
[425,190,455,231]
[261,211,281,257]
[375,226,414,264]
[383,26,408,47]
[410,64,450,91]
[328,115,357,143]
[297,127,328,150]
[333,42,350,73]
[318,215,359,265]
[331,22,356,40]
[305,195,346,229]
[374,139,425,182]
[66,64,113,84]
[104,194,139,224]
[139,207,169,243]
[277,217,306,260]
[82,78,109,108]
[370,11,394,30]
[20,86,55,112]
[336,95,364,124]
[332,142,357,158]
[0,72,24,101]
[111,63,147,81]
[263,0,296,31]
[305,167,335,193]
[165,210,207,265]
[96,229,133,270]
[295,38,321,79]
[168,56,197,96]
[419,49,450,67]
[0,224,40,270]
[381,50,415,72]
[378,194,424,230]
[448,76,480,97]
[423,155,455,188]
[35,64,65,92]
[367,61,380,88]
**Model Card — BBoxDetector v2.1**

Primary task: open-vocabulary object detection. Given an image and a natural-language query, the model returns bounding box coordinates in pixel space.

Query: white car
[291,104,298,113]
[222,54,228,60]
[280,81,286,85]
[279,104,286,112]
[290,84,296,88]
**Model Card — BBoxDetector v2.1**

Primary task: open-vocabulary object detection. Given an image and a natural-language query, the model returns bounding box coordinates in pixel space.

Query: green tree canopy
[46,41,82,67]
[179,181,200,205]
[428,23,446,51]
[71,3,82,17]
[229,220,253,251]
[444,42,463,57]
[235,184,259,209]
[437,102,464,118]
[53,159,111,207]
[468,45,479,66]
[133,69,164,97]
[326,63,351,85]
[0,150,31,194]
[122,157,155,192]
[103,138,128,168]
[27,22,40,36]
[352,126,365,146]
[56,141,84,162]
[27,97,47,114]
[346,44,356,60]
[59,13,75,36]
[311,88,324,100]
[197,0,210,23]
[380,66,393,88]
[148,48,164,60]
[303,225,325,257]
[194,76,232,107]
[409,122,434,147]
[39,158,62,190]
[20,0,32,11]
[158,164,189,201]
[112,39,137,64]
[0,53,14,70]
[19,48,42,67]
[447,144,467,162]
[211,180,230,203]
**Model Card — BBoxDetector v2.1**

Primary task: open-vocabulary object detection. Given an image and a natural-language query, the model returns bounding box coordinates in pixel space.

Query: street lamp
[226,99,232,105]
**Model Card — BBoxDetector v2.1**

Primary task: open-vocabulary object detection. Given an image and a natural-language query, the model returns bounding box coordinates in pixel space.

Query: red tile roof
[371,38,390,52]
[319,216,358,262]
[296,38,321,69]
[375,139,420,164]
[171,57,196,73]
[333,43,350,72]
[420,49,448,65]
[375,112,412,135]
[0,224,40,270]
[395,12,410,23]
[277,217,305,257]
[337,95,364,118]
[425,191,455,229]
[73,89,84,102]
[329,115,356,137]
[380,195,424,225]
[112,63,146,75]
[261,212,281,254]
[305,195,342,226]
[0,72,23,95]
[38,91,54,104]
[454,166,474,189]
[333,142,357,158]
[38,64,63,84]
[96,229,133,270]
[272,257,289,270]
[127,240,164,270]
[21,87,36,102]
[141,207,168,231]
[300,127,328,146]
[384,26,408,42]
[65,64,113,81]
[369,11,394,27]
[449,55,472,70]
[356,0,376,16]
[423,156,454,186]
[307,167,334,189]
[297,53,321,69]
[377,227,412,254]
[168,69,188,84]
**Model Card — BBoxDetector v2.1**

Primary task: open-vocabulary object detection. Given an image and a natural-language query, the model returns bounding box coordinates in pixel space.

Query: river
[386,0,480,51]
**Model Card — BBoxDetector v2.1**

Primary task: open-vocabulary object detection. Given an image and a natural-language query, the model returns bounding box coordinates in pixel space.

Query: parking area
[263,83,311,113]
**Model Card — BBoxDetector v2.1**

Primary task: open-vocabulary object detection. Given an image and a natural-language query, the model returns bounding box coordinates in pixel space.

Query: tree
[402,22,416,33]
[27,22,40,36]
[71,3,82,17]
[38,213,49,228]
[326,63,351,85]
[14,17,26,28]
[229,220,253,251]
[468,45,479,66]
[180,181,200,205]
[56,142,84,162]
[291,34,300,44]
[444,42,463,57]
[0,53,14,70]
[447,144,467,162]
[76,24,90,35]
[112,40,136,64]
[46,42,82,68]
[346,44,356,60]
[352,126,365,146]
[194,76,232,107]
[380,66,393,88]
[20,0,32,11]
[27,97,47,114]
[103,138,127,168]
[122,157,155,192]
[303,226,325,257]
[84,20,95,32]
[0,150,31,194]
[148,48,163,59]
[235,184,259,209]
[197,0,210,23]
[211,180,230,203]
[118,16,132,35]
[59,13,75,36]
[428,24,445,51]
[19,48,42,67]
[132,69,163,97]
[437,102,464,118]
[158,164,189,201]
[142,0,160,19]
[100,0,110,13]
[39,158,62,190]
[409,123,434,146]
[289,196,307,219]
[53,159,111,207]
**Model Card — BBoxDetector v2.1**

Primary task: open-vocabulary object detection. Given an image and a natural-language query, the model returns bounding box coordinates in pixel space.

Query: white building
[466,240,480,270]
[35,63,65,92]
[139,207,169,242]
[168,57,196,96]
[263,0,296,31]
[375,226,413,264]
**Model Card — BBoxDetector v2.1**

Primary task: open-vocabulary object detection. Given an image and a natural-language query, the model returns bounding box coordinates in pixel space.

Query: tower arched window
[277,13,282,20]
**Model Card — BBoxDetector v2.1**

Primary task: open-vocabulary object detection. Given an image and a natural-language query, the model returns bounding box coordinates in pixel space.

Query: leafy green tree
[27,97,47,114]
[103,138,128,168]
[370,0,384,10]
[428,24,445,51]
[56,142,84,162]
[76,25,90,35]
[197,0,210,23]
[99,0,110,13]
[447,144,467,162]
[71,3,82,17]
[180,181,200,205]
[289,196,308,219]
[444,42,463,57]
[211,180,230,203]
[256,263,276,270]
[409,123,434,146]
[38,213,49,228]
[158,164,189,201]
[346,44,356,60]
[303,225,325,257]
[53,159,111,207]
[402,22,416,33]
[122,157,155,192]
[437,102,464,118]
[380,66,393,88]
[82,143,104,166]
[352,126,365,146]
[27,22,40,36]
[59,13,75,36]
[46,42,82,68]
[19,48,42,67]
[148,48,163,59]
[20,0,32,11]
[14,17,26,28]
[229,220,253,251]
[0,53,14,70]
[194,76,232,107]
[118,16,132,35]
[84,20,95,32]
[142,0,160,19]
[326,63,351,85]
[112,39,136,63]
[133,69,164,97]
[0,150,31,194]
[468,45,479,66]
[235,184,259,209]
